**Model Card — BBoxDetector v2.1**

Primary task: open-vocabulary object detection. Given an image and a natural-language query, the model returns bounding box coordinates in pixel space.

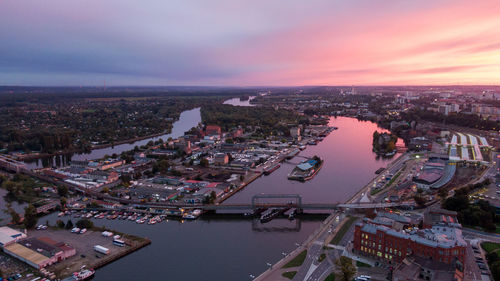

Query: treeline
[402,108,499,131]
[442,178,498,231]
[0,96,221,153]
[201,104,308,136]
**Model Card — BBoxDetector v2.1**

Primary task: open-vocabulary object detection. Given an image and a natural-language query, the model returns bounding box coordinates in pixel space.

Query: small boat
[264,163,280,175]
[73,268,95,280]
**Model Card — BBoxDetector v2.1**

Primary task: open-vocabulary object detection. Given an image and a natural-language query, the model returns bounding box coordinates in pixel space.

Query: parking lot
[28,227,133,278]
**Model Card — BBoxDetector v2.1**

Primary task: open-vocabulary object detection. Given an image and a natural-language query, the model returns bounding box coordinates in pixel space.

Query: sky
[1,0,500,86]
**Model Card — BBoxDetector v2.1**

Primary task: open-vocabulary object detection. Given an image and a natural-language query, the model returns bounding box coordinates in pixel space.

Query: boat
[264,163,280,175]
[307,140,317,145]
[260,208,280,223]
[299,145,306,150]
[288,157,323,181]
[73,269,95,280]
[260,208,289,223]
[285,148,300,159]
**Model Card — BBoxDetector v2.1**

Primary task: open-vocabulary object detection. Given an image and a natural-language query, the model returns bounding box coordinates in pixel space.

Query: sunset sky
[1,0,500,86]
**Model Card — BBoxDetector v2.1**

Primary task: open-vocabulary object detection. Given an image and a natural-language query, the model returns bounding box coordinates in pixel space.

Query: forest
[0,93,222,154]
[201,104,308,137]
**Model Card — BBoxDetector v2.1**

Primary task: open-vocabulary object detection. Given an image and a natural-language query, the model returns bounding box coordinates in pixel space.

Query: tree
[60,197,67,208]
[335,256,356,281]
[209,191,217,203]
[492,261,500,281]
[76,219,94,229]
[414,195,426,207]
[57,185,68,197]
[56,219,65,228]
[200,158,209,167]
[8,208,21,224]
[65,219,74,229]
[438,188,448,200]
[23,204,38,229]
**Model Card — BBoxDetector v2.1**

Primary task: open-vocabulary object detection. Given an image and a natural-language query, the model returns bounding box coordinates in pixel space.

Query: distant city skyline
[1,0,500,86]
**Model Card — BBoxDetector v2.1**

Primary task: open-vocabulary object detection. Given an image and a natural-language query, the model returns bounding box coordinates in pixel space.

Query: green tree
[60,197,67,207]
[335,256,356,281]
[57,185,68,197]
[8,208,21,224]
[414,194,426,207]
[492,261,500,281]
[438,188,448,200]
[23,204,38,229]
[200,158,209,167]
[56,219,65,228]
[76,219,94,229]
[65,219,74,229]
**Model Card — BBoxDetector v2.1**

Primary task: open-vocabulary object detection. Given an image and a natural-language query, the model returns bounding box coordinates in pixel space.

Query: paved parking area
[28,227,132,278]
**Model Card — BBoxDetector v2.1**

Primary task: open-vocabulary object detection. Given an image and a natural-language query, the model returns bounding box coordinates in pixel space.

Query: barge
[263,163,280,175]
[288,157,323,181]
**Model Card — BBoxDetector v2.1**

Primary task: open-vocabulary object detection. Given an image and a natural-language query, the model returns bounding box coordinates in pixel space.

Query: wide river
[38,103,399,281]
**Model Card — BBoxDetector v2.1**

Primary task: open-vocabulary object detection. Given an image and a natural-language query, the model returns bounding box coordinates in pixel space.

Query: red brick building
[353,219,466,266]
[205,125,222,137]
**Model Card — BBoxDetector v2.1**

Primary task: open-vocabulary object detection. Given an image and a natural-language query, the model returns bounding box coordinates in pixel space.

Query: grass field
[282,271,297,279]
[324,273,336,281]
[330,216,357,245]
[482,242,500,253]
[282,250,307,268]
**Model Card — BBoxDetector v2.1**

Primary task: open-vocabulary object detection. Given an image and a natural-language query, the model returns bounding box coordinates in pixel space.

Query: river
[38,113,399,281]
[222,96,256,106]
[24,108,201,169]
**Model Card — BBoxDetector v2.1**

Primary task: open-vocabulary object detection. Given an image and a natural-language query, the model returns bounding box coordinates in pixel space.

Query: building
[353,218,466,266]
[393,256,464,281]
[422,208,460,229]
[205,125,222,137]
[290,127,301,138]
[408,137,433,151]
[4,237,76,269]
[214,153,229,165]
[99,158,125,170]
[0,227,27,248]
[413,158,455,190]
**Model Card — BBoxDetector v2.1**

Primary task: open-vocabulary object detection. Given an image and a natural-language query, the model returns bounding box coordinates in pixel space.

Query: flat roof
[0,226,24,238]
[4,243,49,265]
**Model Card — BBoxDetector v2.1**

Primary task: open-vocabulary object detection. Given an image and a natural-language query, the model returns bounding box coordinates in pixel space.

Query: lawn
[481,242,500,253]
[282,271,297,280]
[282,250,307,268]
[324,273,336,281]
[356,261,371,267]
[330,216,357,245]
